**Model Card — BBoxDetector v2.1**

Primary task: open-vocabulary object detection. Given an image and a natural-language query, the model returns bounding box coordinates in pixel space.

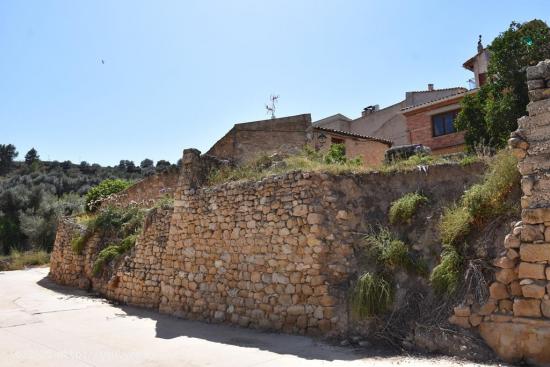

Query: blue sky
[1,1,549,166]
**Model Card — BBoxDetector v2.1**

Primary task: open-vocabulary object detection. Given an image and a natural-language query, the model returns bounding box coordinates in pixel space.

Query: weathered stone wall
[206,114,311,164]
[50,207,174,309]
[449,60,550,365]
[99,168,180,209]
[50,147,485,336]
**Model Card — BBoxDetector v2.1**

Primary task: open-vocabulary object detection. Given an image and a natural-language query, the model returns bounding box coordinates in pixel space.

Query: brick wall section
[344,139,388,167]
[49,148,485,337]
[100,168,180,209]
[404,96,466,154]
[449,60,550,365]
[206,114,311,164]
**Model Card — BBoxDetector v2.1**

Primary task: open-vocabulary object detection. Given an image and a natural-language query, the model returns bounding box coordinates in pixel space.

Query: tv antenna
[265,94,279,119]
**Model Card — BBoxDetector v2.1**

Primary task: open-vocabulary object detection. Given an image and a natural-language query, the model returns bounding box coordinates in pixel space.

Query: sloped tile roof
[314,126,393,146]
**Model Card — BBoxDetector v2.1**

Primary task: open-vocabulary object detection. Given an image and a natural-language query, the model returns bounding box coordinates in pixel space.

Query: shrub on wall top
[85,179,131,212]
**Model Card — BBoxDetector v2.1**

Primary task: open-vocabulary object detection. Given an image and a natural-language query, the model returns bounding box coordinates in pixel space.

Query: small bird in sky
[101,59,105,64]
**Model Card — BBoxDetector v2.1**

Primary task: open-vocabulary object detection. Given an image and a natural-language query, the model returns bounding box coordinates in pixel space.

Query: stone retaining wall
[449,60,550,365]
[99,168,180,209]
[50,150,484,336]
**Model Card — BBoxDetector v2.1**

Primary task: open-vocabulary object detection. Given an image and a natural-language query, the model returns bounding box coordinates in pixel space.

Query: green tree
[24,148,39,165]
[0,144,18,175]
[455,19,550,151]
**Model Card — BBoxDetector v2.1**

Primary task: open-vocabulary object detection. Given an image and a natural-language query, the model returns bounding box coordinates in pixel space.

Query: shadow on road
[37,274,400,362]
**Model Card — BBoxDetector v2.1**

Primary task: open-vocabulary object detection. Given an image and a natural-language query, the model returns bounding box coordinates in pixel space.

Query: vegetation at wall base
[455,19,550,151]
[430,245,463,296]
[351,272,393,318]
[0,249,50,271]
[388,192,428,224]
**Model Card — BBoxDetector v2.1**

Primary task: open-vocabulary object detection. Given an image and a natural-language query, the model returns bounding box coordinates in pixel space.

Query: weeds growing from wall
[429,245,463,296]
[93,234,137,275]
[207,148,479,186]
[70,205,146,274]
[432,150,519,295]
[351,227,427,319]
[388,192,428,224]
[364,227,428,275]
[208,147,364,185]
[351,272,393,318]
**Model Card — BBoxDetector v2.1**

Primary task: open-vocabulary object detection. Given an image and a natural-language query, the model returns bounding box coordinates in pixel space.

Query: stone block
[523,208,550,224]
[454,305,471,317]
[513,298,541,318]
[507,248,520,260]
[469,314,482,327]
[493,256,516,269]
[499,299,514,313]
[521,283,546,299]
[527,97,550,116]
[542,299,550,318]
[489,282,509,300]
[448,315,470,328]
[504,234,520,248]
[528,79,546,90]
[529,88,550,102]
[478,299,497,316]
[510,280,523,297]
[520,224,545,242]
[520,243,550,262]
[518,262,546,279]
[496,268,517,284]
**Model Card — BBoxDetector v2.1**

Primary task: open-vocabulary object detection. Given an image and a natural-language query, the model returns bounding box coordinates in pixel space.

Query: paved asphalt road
[0,268,500,367]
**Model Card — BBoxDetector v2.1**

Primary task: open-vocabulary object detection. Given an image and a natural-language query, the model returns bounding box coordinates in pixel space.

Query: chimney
[362,105,377,117]
[428,83,434,91]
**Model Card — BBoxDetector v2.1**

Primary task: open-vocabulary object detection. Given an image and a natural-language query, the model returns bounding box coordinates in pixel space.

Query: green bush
[92,234,137,275]
[439,204,472,247]
[71,234,88,254]
[388,192,428,224]
[430,245,463,296]
[364,227,427,275]
[462,150,519,221]
[439,150,518,246]
[71,206,145,263]
[351,272,393,318]
[85,179,131,212]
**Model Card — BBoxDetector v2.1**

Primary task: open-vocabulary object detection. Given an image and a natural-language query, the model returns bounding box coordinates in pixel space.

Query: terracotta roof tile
[314,126,393,145]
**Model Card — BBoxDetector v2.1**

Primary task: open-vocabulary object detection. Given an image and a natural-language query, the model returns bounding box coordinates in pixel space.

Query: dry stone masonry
[50,148,484,337]
[450,60,550,365]
[99,168,180,209]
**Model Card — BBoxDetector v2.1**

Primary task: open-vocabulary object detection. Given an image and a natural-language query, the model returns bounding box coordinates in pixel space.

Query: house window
[432,110,459,137]
[331,137,345,145]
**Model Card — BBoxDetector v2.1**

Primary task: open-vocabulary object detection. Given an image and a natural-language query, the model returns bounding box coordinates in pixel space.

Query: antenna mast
[265,94,279,119]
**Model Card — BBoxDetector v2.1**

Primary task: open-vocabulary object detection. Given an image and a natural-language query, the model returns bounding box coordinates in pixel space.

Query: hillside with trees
[0,143,178,256]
